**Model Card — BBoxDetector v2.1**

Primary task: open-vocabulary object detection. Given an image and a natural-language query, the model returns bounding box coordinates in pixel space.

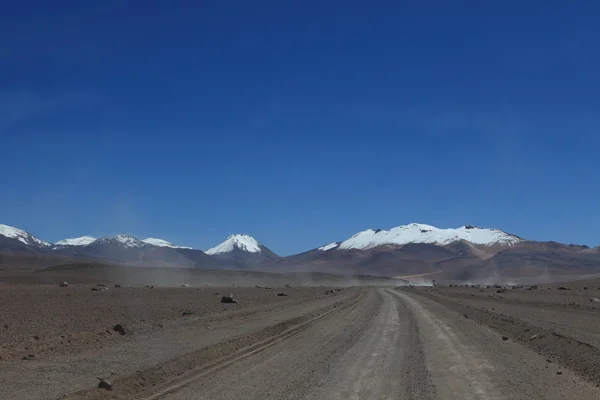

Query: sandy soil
[3,280,600,400]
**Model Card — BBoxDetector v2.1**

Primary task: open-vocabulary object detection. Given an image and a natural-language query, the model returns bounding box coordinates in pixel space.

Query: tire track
[131,291,364,400]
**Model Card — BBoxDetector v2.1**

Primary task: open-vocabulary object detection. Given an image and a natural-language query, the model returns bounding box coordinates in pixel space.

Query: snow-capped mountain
[206,234,262,255]
[94,234,147,248]
[0,224,51,248]
[54,236,96,247]
[204,234,280,266]
[319,223,521,251]
[142,238,192,249]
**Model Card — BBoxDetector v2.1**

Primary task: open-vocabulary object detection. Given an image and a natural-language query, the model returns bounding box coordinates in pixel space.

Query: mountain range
[1,223,599,283]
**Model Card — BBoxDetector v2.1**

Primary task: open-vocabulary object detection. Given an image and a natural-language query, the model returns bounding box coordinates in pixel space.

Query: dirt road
[155,289,599,400]
[9,286,600,399]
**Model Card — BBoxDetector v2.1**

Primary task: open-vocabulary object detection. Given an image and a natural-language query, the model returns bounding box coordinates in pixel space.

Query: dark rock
[96,283,106,287]
[114,284,121,288]
[112,324,126,335]
[557,287,570,291]
[556,371,563,375]
[277,292,288,296]
[284,284,291,288]
[98,378,113,391]
[58,282,68,287]
[502,336,509,341]
[220,293,237,304]
[181,310,194,316]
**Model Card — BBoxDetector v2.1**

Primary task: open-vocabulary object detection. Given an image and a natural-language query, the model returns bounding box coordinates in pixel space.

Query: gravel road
[5,286,600,399]
[129,289,599,400]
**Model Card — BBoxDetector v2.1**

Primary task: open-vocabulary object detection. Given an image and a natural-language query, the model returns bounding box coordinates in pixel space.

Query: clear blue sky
[2,1,599,254]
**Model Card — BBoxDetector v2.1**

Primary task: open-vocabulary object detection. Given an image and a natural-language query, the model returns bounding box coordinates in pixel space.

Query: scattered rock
[91,287,109,292]
[180,284,189,288]
[463,314,468,318]
[58,281,68,287]
[497,289,507,294]
[181,310,194,316]
[277,292,288,297]
[97,378,113,391]
[557,287,570,291]
[112,324,126,335]
[220,293,237,304]
[33,335,40,340]
[284,284,292,288]
[556,371,563,375]
[114,284,121,288]
[502,336,509,341]
[22,354,35,360]
[214,292,219,295]
[530,335,538,340]
[96,283,107,287]
[590,298,600,303]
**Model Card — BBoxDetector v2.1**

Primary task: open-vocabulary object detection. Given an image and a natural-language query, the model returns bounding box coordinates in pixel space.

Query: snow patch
[142,238,192,249]
[95,234,146,248]
[318,242,339,251]
[338,223,521,250]
[206,234,261,255]
[0,224,51,247]
[55,236,96,247]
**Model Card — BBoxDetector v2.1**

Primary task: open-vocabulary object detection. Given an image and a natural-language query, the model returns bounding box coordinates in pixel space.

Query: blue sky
[1,1,599,254]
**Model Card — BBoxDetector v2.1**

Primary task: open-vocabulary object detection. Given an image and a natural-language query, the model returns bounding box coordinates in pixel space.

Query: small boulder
[58,281,68,287]
[220,293,237,304]
[112,324,126,335]
[97,378,113,391]
[277,292,288,297]
[502,336,509,341]
[181,310,194,316]
[114,284,121,288]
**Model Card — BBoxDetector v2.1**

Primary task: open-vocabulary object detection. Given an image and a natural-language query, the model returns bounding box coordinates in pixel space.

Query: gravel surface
[3,282,600,399]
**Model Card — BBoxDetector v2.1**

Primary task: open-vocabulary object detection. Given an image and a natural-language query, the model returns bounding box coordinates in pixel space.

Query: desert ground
[1,269,600,399]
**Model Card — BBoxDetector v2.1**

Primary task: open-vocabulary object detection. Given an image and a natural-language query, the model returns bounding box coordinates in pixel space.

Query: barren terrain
[2,276,600,399]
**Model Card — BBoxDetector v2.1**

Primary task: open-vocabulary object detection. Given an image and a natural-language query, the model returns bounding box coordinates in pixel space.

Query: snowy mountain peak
[0,224,51,248]
[142,238,192,249]
[205,234,262,255]
[54,236,96,247]
[96,234,146,248]
[338,223,521,250]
